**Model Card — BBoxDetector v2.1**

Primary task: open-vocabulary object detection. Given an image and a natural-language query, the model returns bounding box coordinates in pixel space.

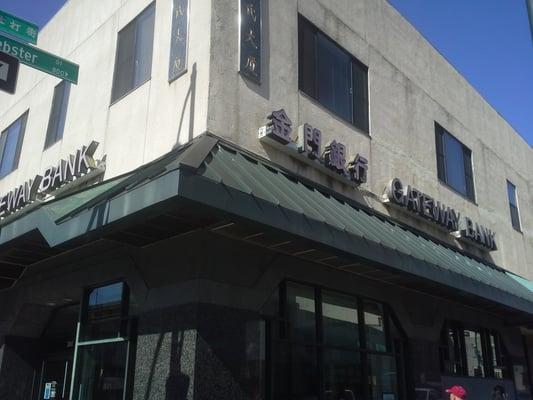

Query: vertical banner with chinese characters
[168,0,189,82]
[239,0,261,84]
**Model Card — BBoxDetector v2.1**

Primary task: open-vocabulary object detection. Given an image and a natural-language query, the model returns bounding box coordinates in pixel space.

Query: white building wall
[0,0,531,279]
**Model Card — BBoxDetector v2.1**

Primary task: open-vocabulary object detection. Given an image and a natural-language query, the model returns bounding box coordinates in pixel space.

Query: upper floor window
[441,322,509,379]
[111,3,155,103]
[298,16,369,133]
[506,180,521,232]
[45,80,71,149]
[0,111,28,178]
[435,123,475,202]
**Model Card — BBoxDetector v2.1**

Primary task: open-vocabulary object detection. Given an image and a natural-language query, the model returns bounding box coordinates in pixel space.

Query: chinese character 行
[298,123,321,159]
[324,140,346,173]
[267,109,293,144]
[347,154,368,184]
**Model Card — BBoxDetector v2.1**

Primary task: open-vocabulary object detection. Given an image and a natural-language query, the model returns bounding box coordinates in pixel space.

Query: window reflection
[74,342,128,400]
[364,301,387,352]
[367,354,398,400]
[322,291,359,349]
[287,283,316,343]
[464,329,485,377]
[323,349,362,400]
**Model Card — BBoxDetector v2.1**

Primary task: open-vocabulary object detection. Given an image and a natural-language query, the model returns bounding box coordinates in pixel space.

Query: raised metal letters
[385,178,497,250]
[240,0,261,83]
[266,109,293,144]
[0,142,100,218]
[259,110,368,187]
[168,0,189,82]
[298,123,321,159]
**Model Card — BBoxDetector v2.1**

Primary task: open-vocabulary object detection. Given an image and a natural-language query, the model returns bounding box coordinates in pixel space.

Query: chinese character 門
[298,123,321,159]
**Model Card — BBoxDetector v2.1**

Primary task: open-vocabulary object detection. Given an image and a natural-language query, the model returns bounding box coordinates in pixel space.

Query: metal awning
[0,133,532,319]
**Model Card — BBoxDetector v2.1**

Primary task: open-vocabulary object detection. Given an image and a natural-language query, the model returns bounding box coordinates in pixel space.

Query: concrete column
[0,336,40,400]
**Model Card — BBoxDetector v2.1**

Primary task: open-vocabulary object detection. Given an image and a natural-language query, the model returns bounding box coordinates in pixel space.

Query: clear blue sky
[1,0,532,146]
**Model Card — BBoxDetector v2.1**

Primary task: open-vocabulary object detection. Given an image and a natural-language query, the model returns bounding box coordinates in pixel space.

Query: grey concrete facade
[0,0,530,279]
[0,0,532,399]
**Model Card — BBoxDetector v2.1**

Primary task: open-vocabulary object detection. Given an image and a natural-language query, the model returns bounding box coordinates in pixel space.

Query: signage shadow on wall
[175,62,197,146]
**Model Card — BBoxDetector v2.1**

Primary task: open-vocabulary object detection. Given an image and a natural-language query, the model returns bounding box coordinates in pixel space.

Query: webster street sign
[384,178,497,251]
[0,10,38,45]
[0,142,100,218]
[0,34,79,83]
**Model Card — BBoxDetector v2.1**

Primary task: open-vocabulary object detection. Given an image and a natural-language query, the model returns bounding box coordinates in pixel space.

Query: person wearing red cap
[446,385,467,400]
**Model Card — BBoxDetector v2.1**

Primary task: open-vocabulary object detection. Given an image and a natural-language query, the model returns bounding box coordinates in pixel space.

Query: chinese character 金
[175,28,185,42]
[324,140,347,173]
[267,109,293,144]
[298,123,321,159]
[246,3,258,23]
[347,154,368,184]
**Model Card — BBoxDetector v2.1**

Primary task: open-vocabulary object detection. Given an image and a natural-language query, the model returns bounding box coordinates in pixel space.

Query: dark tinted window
[435,123,475,201]
[299,16,369,133]
[507,181,521,231]
[111,3,155,102]
[45,81,70,148]
[0,111,27,178]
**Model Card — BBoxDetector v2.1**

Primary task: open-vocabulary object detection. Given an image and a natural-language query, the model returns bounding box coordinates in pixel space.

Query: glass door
[38,357,72,400]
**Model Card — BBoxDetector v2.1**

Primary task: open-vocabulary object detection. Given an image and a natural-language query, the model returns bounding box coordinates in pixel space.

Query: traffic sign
[0,34,79,84]
[0,10,38,45]
[0,51,19,94]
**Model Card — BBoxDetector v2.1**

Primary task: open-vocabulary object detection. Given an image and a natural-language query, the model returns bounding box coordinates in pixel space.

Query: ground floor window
[441,322,510,379]
[71,281,135,400]
[264,281,407,400]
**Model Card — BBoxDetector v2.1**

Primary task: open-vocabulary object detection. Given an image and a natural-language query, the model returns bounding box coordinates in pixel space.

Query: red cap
[446,386,467,399]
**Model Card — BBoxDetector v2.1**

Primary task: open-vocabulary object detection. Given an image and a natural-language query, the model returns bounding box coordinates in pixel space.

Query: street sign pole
[0,34,79,84]
[0,51,19,94]
[0,10,38,45]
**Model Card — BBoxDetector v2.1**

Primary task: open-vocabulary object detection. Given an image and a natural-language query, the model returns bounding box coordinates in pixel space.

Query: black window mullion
[435,124,446,182]
[352,60,369,133]
[358,297,369,400]
[463,146,475,201]
[316,287,324,400]
[12,111,28,170]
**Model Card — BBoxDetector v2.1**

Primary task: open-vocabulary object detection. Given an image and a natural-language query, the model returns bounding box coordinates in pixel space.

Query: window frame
[71,280,136,400]
[298,14,370,135]
[0,110,28,179]
[435,123,476,203]
[44,80,71,149]
[110,2,156,104]
[441,321,510,380]
[269,280,406,400]
[506,180,522,232]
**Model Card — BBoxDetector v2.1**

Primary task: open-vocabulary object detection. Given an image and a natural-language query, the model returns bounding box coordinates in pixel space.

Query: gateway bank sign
[384,178,497,251]
[0,142,101,218]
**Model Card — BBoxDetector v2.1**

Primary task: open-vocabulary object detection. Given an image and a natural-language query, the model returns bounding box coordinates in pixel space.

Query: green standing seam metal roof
[0,133,532,315]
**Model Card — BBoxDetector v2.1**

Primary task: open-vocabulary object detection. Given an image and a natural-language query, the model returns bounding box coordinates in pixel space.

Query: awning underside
[0,133,531,320]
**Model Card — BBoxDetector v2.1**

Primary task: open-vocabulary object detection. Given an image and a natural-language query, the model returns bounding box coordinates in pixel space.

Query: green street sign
[0,34,79,84]
[0,10,38,45]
